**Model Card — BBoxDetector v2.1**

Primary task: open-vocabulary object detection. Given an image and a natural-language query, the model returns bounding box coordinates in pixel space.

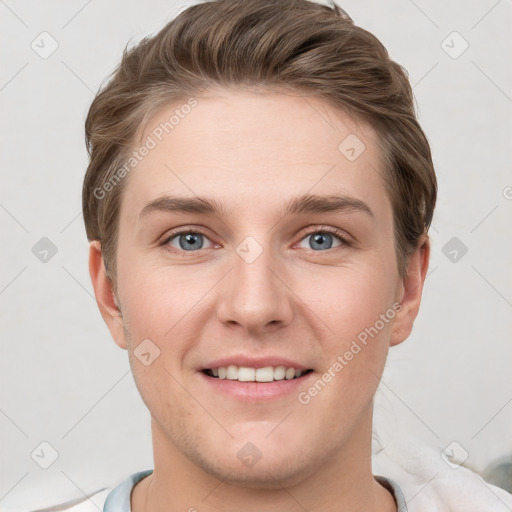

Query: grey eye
[309,232,333,250]
[297,231,344,251]
[166,232,214,251]
[178,233,204,250]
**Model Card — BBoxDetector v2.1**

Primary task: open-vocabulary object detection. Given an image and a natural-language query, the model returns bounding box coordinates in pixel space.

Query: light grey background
[1,0,511,510]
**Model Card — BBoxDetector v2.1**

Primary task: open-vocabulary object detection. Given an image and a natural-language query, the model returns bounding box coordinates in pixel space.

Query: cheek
[118,258,208,341]
[297,273,394,424]
[306,266,396,395]
[310,265,396,340]
[127,347,190,436]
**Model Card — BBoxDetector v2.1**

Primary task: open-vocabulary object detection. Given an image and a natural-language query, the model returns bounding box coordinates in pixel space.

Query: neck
[132,406,396,512]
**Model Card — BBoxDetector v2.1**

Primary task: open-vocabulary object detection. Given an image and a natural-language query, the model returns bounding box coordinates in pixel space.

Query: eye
[161,226,349,254]
[163,230,216,252]
[296,227,348,251]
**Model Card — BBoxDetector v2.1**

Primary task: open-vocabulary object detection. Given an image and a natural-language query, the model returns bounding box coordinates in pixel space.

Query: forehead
[120,88,391,224]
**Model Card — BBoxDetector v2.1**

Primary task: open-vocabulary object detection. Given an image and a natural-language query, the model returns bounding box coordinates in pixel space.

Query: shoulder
[373,438,512,511]
[62,470,153,512]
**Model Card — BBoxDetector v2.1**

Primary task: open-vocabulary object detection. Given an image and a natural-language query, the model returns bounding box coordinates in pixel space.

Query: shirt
[102,469,408,511]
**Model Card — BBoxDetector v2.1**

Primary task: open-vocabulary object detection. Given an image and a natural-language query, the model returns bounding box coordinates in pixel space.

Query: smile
[202,365,313,382]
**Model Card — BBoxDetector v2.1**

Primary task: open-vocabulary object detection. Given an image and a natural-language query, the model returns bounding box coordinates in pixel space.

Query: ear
[88,240,127,350]
[390,234,430,347]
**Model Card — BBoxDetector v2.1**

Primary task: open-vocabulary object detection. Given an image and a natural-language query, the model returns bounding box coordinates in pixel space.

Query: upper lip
[200,355,312,371]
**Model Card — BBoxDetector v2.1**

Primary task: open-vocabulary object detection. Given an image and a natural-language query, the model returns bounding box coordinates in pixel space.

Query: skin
[89,87,430,512]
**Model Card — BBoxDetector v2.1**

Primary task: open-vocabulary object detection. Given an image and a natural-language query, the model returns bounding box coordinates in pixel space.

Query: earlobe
[389,235,430,347]
[88,241,127,350]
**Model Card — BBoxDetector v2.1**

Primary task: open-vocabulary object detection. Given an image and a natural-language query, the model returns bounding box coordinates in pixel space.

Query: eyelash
[160,225,350,253]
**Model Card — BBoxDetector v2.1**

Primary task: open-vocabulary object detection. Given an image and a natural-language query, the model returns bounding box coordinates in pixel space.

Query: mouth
[201,365,314,382]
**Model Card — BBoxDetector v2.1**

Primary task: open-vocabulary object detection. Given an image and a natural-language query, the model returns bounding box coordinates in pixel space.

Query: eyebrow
[139,193,374,221]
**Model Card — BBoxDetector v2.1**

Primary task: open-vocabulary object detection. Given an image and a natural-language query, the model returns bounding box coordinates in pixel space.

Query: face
[93,87,424,489]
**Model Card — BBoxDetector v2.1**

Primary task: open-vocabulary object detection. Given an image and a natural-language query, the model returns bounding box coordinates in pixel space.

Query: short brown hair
[83,0,437,286]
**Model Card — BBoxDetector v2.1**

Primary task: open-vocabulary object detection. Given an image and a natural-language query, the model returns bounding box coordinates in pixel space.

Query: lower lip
[198,371,315,402]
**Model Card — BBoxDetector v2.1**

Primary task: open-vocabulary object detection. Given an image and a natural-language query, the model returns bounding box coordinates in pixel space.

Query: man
[80,0,512,510]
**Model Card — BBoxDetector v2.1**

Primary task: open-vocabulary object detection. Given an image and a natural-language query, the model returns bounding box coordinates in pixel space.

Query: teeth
[255,367,273,382]
[286,368,296,380]
[226,365,238,379]
[273,366,286,380]
[238,367,255,381]
[210,365,307,382]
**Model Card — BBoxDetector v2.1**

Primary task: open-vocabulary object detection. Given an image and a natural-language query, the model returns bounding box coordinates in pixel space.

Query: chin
[203,453,315,490]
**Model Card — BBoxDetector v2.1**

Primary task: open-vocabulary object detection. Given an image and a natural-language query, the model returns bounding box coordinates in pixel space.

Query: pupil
[311,232,332,250]
[179,233,203,250]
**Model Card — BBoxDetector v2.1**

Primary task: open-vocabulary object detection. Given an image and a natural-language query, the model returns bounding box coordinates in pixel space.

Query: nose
[215,240,294,335]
